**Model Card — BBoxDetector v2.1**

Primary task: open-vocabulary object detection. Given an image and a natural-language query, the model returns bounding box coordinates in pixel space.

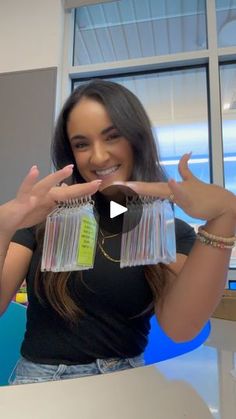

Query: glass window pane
[220,62,236,268]
[216,0,236,47]
[74,67,210,228]
[73,0,207,66]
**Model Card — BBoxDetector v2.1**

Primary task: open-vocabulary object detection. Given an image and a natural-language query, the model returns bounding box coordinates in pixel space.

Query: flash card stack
[41,196,176,271]
[41,197,98,272]
[120,198,176,267]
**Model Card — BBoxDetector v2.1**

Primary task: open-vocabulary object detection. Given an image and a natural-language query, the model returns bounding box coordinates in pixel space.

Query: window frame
[60,0,236,276]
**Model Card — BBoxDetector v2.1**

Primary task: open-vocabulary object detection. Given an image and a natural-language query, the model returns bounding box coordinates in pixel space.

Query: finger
[33,165,75,194]
[16,165,40,198]
[110,181,171,199]
[51,180,102,201]
[168,179,193,210]
[168,179,186,203]
[178,153,193,181]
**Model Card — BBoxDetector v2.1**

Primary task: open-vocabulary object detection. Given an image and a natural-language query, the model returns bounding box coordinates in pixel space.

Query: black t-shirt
[11,218,195,365]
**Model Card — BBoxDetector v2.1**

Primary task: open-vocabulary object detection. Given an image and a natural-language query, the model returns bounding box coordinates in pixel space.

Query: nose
[90,142,110,167]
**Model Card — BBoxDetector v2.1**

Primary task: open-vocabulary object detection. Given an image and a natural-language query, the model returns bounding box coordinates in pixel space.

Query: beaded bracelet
[196,234,235,249]
[198,226,236,244]
[197,226,236,249]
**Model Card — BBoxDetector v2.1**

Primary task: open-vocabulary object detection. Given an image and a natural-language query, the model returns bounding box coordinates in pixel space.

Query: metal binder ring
[168,193,175,203]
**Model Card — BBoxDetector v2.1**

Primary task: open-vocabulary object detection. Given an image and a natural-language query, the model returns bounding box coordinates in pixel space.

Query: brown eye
[106,133,121,141]
[74,142,88,149]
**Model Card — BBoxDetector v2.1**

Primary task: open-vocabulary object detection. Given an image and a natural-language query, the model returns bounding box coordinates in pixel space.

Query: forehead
[67,98,113,133]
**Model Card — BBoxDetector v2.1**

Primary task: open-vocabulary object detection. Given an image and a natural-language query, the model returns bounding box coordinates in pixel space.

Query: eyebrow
[70,125,116,142]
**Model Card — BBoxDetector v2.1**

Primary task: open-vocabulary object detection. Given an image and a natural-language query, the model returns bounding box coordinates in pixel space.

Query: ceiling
[74,0,207,64]
[72,0,236,131]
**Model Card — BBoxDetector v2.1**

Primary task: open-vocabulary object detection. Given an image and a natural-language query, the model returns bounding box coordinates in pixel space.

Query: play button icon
[95,184,143,234]
[110,201,127,218]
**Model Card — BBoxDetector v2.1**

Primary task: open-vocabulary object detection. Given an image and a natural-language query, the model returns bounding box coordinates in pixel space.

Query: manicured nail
[91,179,102,184]
[112,181,125,185]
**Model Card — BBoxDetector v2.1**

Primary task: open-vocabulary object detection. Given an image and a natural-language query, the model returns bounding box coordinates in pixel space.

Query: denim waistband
[9,354,145,385]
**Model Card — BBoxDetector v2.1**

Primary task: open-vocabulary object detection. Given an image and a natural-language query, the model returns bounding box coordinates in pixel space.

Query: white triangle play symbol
[110,200,127,219]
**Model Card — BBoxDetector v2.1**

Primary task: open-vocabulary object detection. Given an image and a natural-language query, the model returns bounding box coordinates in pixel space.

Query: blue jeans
[9,354,145,385]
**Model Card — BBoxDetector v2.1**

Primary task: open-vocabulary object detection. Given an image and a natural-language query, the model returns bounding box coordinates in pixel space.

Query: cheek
[73,156,91,182]
[118,141,133,162]
[72,152,87,170]
[123,147,134,170]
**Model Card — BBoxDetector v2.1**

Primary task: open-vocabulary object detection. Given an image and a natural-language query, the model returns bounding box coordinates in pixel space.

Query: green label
[77,216,97,266]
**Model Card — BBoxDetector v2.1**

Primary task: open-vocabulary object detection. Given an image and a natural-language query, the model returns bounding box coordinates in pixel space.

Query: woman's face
[67,97,134,189]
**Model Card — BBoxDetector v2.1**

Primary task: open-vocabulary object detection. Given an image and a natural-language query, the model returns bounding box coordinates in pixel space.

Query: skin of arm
[0,243,32,315]
[113,154,236,342]
[157,217,234,342]
[157,156,236,341]
[0,165,101,316]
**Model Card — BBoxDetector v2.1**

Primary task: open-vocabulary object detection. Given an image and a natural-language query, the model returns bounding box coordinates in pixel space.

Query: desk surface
[0,318,235,419]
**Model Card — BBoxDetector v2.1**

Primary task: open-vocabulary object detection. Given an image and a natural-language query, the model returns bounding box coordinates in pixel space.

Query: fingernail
[187,152,192,158]
[65,164,74,169]
[112,181,125,185]
[30,165,38,170]
[91,179,102,184]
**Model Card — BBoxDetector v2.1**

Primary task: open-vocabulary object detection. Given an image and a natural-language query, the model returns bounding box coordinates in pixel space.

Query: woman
[2,80,236,384]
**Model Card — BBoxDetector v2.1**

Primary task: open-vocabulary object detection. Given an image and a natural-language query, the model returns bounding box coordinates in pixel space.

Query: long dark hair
[51,79,167,183]
[36,79,169,322]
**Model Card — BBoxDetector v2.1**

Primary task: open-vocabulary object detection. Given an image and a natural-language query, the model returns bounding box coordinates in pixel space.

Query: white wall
[0,0,64,73]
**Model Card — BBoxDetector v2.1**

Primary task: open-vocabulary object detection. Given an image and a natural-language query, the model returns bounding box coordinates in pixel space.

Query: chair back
[0,304,211,383]
[0,302,26,386]
[144,315,211,365]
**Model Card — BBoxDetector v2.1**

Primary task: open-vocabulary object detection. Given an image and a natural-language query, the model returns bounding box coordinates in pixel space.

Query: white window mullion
[218,46,236,61]
[206,0,224,187]
[64,0,111,9]
[60,8,75,107]
[68,49,210,80]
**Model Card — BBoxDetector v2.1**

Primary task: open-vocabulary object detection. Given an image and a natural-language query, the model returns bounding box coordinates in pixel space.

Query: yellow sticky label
[77,216,97,266]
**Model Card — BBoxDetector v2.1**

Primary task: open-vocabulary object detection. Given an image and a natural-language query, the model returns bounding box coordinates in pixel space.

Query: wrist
[204,210,236,237]
[197,225,235,250]
[223,194,236,221]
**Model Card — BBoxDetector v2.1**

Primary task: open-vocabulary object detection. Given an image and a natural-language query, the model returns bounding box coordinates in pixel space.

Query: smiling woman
[67,97,134,190]
[1,79,236,385]
[53,80,166,186]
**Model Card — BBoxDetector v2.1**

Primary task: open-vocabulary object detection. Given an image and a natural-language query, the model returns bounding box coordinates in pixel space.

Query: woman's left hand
[111,153,236,222]
[168,153,236,221]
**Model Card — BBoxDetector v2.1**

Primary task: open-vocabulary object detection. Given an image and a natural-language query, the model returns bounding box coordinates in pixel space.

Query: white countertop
[0,318,235,419]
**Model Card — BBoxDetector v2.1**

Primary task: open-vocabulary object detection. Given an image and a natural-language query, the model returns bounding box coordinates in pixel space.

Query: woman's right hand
[0,164,101,236]
[112,154,236,224]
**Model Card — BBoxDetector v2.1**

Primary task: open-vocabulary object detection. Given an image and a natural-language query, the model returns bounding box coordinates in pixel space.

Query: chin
[101,174,126,188]
[99,179,115,191]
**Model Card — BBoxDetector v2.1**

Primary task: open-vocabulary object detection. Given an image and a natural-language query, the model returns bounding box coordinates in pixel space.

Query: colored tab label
[77,216,97,266]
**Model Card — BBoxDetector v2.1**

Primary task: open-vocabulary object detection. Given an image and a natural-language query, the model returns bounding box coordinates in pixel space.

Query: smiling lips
[94,165,120,178]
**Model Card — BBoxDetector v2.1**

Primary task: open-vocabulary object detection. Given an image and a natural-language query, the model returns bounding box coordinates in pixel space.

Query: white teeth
[95,166,119,176]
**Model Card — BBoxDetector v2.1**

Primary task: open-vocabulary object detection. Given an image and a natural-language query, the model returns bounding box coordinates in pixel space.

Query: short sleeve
[11,227,36,251]
[175,218,196,256]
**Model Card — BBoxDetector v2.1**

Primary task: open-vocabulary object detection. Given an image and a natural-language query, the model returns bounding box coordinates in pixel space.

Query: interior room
[0,1,236,418]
